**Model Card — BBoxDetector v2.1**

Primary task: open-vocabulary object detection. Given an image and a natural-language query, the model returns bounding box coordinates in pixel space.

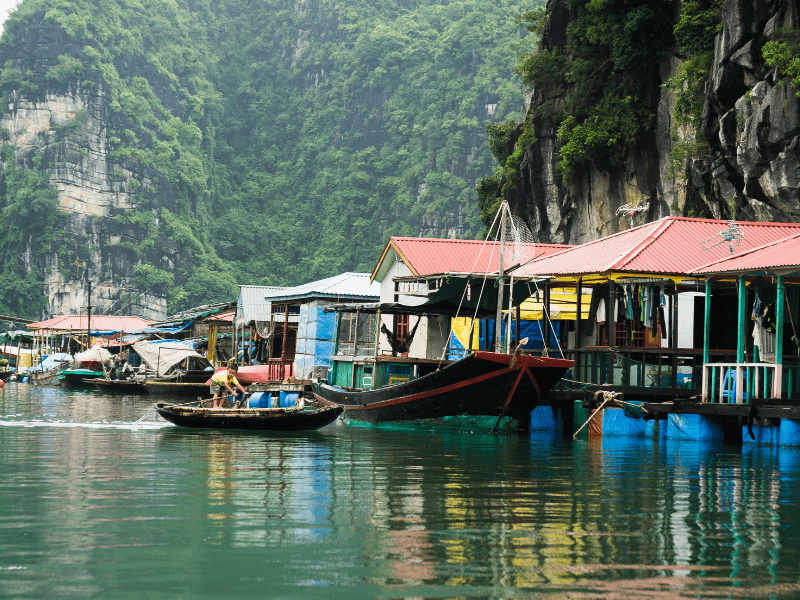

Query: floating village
[4,203,800,444]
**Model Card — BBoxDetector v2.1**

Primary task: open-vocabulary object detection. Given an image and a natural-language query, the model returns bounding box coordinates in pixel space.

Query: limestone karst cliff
[488,0,800,245]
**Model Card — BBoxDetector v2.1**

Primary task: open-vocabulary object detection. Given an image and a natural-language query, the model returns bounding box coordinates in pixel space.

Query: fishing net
[499,212,537,268]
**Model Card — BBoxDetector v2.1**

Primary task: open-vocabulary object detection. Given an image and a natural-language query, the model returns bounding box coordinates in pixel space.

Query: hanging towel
[596,298,606,323]
[643,286,653,328]
[625,285,634,320]
[753,320,776,363]
[586,283,608,336]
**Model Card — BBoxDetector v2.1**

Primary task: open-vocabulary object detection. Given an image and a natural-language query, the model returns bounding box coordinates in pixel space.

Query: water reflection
[2,382,800,598]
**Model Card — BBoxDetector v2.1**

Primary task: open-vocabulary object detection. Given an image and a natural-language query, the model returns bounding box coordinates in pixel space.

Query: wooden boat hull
[155,403,343,431]
[0,370,14,381]
[91,379,146,394]
[142,381,209,396]
[59,370,105,389]
[313,351,573,425]
[29,368,64,386]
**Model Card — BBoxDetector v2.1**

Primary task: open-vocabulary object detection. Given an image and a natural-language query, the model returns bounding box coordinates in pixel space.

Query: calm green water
[2,382,800,599]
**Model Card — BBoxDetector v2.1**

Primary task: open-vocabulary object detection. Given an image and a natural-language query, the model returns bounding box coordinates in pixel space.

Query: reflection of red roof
[28,315,151,331]
[692,232,800,275]
[520,217,800,277]
[373,237,574,281]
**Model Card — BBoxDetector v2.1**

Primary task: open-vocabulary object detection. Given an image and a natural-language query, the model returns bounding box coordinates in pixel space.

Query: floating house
[26,314,152,357]
[519,216,800,443]
[145,302,237,364]
[235,274,380,381]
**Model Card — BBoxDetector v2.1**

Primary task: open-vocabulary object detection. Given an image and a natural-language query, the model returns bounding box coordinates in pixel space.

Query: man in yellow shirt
[210,363,247,408]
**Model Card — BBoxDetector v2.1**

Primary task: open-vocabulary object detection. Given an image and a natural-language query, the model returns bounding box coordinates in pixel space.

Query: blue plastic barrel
[279,391,298,407]
[248,392,269,408]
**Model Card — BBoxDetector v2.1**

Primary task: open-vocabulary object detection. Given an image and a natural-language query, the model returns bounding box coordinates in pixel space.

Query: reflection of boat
[313,351,572,425]
[90,378,146,394]
[155,402,343,431]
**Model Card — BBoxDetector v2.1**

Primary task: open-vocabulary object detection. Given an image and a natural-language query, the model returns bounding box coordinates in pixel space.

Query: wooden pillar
[281,304,290,362]
[576,278,583,380]
[543,280,550,354]
[374,310,381,358]
[353,308,360,357]
[607,280,615,384]
[392,281,399,357]
[671,282,679,388]
[703,278,711,365]
[753,282,761,363]
[737,275,746,364]
[775,275,785,398]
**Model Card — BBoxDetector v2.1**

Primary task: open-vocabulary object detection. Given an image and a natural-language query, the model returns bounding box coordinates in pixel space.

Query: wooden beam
[737,276,746,364]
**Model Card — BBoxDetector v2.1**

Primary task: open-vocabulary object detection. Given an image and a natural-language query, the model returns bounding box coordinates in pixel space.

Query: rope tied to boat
[571,390,649,439]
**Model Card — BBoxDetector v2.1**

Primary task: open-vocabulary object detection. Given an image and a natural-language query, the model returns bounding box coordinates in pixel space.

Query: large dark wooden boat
[0,369,13,381]
[91,378,146,394]
[313,351,572,425]
[155,402,343,431]
[59,368,105,389]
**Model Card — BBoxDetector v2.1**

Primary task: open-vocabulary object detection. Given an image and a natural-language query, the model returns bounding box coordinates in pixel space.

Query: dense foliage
[662,0,720,178]
[0,0,526,313]
[515,0,674,180]
[763,27,800,97]
[0,146,63,317]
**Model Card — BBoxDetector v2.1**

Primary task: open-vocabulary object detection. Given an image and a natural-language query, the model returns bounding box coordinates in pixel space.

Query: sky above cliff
[0,0,19,35]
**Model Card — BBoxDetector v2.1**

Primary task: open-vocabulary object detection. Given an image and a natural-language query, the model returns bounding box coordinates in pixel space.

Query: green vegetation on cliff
[0,0,527,314]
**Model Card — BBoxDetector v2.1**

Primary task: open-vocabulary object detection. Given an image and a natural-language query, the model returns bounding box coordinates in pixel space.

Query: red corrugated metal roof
[28,315,151,331]
[519,217,800,277]
[692,232,800,274]
[375,237,574,280]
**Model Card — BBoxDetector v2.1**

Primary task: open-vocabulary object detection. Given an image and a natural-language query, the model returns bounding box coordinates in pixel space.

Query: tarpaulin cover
[133,341,204,376]
[602,408,646,436]
[74,347,113,365]
[26,353,73,372]
[667,413,724,441]
[780,420,800,447]
[450,318,562,358]
[742,424,780,445]
[294,302,338,380]
[530,405,562,432]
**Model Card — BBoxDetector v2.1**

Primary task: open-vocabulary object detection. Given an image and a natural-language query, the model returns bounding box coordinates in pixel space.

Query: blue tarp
[114,322,192,335]
[450,318,561,357]
[26,353,72,372]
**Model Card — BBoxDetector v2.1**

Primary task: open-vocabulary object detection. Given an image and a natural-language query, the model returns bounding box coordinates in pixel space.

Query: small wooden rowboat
[155,402,344,431]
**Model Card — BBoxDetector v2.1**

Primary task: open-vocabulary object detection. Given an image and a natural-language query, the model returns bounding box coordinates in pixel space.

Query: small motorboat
[154,401,343,431]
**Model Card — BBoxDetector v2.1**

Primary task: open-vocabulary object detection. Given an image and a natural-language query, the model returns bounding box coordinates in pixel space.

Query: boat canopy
[327,275,542,317]
[132,341,207,376]
[74,347,113,365]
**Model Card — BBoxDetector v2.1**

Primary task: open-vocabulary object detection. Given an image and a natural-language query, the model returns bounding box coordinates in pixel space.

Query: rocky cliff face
[510,0,800,245]
[1,15,188,320]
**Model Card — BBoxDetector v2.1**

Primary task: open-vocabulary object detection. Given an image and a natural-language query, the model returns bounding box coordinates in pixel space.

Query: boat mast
[87,277,92,350]
[494,202,507,353]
